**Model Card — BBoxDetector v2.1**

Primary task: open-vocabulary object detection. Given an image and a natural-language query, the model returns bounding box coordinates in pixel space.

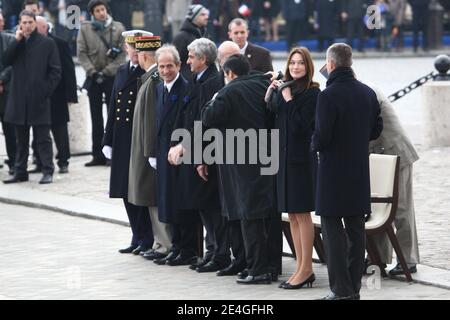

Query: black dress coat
[49,35,78,125]
[171,63,221,211]
[103,62,145,198]
[316,0,340,38]
[311,67,383,218]
[244,42,274,74]
[270,85,320,213]
[3,30,61,126]
[202,73,276,221]
[156,74,189,224]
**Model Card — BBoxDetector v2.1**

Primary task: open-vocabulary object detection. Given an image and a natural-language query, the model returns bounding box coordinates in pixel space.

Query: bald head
[36,16,48,35]
[218,41,240,68]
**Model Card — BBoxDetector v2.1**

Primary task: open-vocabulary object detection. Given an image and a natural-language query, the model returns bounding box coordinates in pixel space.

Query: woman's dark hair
[222,54,250,77]
[284,47,319,96]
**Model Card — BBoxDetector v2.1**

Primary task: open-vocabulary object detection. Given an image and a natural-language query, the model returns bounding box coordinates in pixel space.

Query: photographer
[77,0,125,166]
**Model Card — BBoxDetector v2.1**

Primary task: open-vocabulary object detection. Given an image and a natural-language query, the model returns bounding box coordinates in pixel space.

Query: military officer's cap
[135,36,162,52]
[121,30,154,46]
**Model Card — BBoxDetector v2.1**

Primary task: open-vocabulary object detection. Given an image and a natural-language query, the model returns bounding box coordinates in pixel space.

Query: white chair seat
[365,203,392,230]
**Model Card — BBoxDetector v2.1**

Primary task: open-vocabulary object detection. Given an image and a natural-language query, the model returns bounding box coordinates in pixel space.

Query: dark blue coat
[171,64,221,211]
[311,67,383,218]
[103,62,145,198]
[156,74,189,224]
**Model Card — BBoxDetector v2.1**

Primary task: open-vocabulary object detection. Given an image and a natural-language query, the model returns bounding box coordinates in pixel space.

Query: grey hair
[326,43,353,68]
[156,44,181,65]
[187,38,217,66]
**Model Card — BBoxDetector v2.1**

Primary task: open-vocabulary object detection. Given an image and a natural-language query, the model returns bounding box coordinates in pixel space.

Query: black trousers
[228,215,282,275]
[171,211,200,258]
[15,125,54,176]
[33,122,70,168]
[346,18,365,51]
[286,19,304,50]
[123,199,154,248]
[0,116,16,168]
[321,215,366,297]
[241,218,270,276]
[412,8,429,50]
[87,77,114,159]
[200,208,231,266]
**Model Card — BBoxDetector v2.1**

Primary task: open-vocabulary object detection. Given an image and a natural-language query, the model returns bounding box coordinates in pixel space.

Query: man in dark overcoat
[311,43,383,300]
[202,54,277,284]
[152,45,194,266]
[0,12,16,175]
[102,30,154,255]
[168,38,230,272]
[33,16,78,174]
[3,10,61,185]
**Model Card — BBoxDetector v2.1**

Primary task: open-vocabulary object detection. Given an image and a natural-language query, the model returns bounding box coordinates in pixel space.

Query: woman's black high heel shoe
[282,273,315,289]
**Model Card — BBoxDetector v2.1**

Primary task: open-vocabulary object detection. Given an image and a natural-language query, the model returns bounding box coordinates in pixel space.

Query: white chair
[281,154,413,282]
[366,154,413,282]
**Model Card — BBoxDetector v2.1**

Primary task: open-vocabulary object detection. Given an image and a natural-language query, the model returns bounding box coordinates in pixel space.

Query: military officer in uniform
[102,30,154,255]
[128,35,173,260]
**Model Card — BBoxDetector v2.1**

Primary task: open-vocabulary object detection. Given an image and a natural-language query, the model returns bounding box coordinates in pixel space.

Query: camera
[106,47,122,59]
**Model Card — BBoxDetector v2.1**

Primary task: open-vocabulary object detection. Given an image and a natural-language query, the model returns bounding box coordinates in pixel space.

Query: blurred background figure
[281,0,308,50]
[341,0,368,53]
[315,0,339,52]
[166,0,191,40]
[256,0,281,42]
[389,0,407,52]
[408,0,429,52]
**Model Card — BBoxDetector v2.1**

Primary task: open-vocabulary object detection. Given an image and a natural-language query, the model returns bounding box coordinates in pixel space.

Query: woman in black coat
[266,47,319,289]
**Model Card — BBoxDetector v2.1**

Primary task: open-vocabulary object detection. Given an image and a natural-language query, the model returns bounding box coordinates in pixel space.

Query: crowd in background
[1,0,450,53]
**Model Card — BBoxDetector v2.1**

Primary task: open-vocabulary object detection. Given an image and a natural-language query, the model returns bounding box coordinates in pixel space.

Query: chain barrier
[388,72,437,103]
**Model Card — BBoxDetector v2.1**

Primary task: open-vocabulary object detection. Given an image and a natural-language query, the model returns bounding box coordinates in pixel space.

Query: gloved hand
[102,145,112,160]
[148,157,157,169]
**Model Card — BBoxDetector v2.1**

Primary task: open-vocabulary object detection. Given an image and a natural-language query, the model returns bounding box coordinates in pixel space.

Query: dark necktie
[163,86,169,104]
[130,65,136,73]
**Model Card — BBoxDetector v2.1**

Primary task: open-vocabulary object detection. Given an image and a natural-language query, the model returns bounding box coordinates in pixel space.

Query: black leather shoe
[59,166,69,174]
[154,251,178,265]
[217,264,245,276]
[319,292,356,300]
[3,175,29,184]
[131,245,149,255]
[237,269,249,279]
[85,158,107,167]
[236,274,272,285]
[28,166,42,174]
[389,263,417,276]
[39,174,53,184]
[167,255,198,266]
[144,251,167,261]
[189,257,210,270]
[281,274,315,289]
[196,261,227,273]
[118,244,139,254]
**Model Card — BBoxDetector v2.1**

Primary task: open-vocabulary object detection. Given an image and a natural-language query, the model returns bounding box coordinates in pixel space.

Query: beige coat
[76,18,126,77]
[128,66,160,206]
[369,87,419,168]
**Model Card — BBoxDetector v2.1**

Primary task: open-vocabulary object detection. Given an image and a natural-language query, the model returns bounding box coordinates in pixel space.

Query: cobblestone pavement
[1,203,449,300]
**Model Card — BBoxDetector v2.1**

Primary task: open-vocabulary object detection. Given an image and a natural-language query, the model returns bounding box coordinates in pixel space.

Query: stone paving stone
[1,203,449,300]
